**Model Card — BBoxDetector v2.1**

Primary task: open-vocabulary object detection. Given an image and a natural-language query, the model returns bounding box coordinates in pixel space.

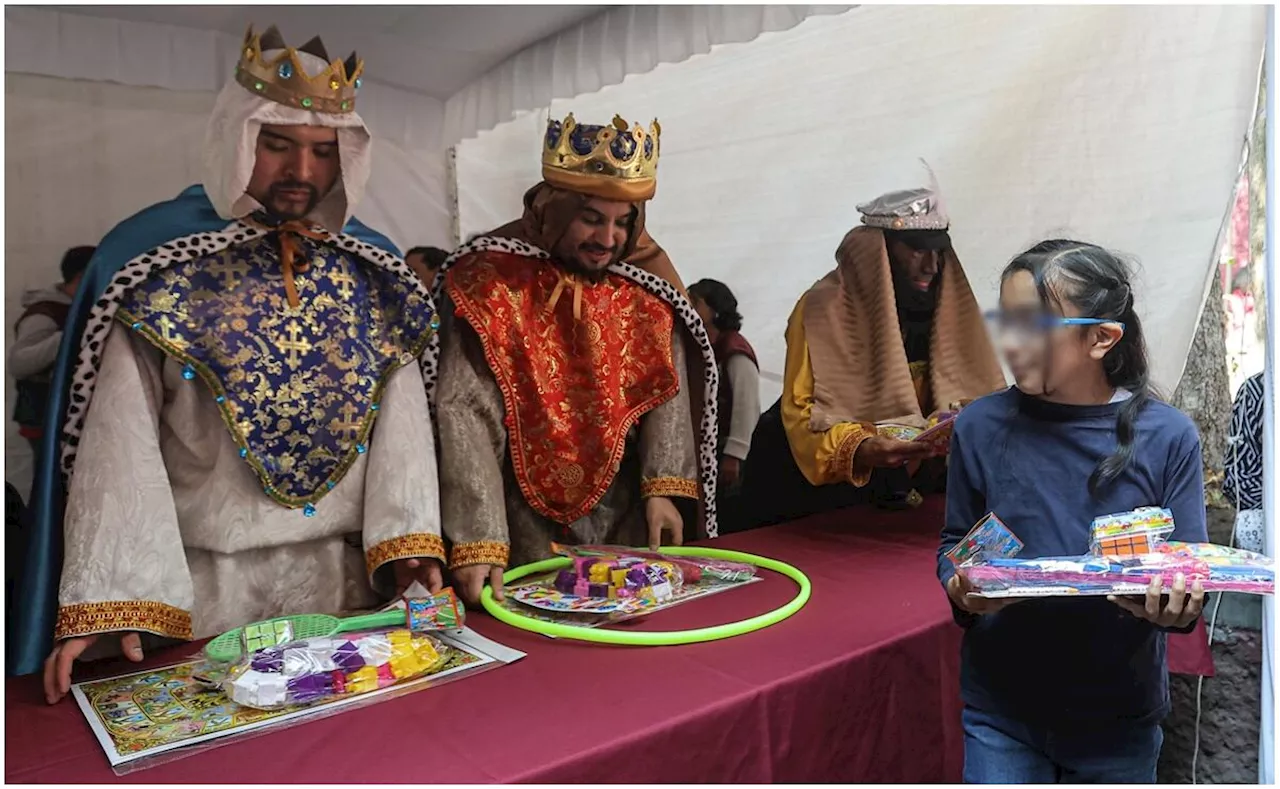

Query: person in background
[1223,370,1264,553]
[687,279,760,511]
[8,246,95,468]
[940,240,1206,783]
[404,246,449,287]
[733,174,1005,532]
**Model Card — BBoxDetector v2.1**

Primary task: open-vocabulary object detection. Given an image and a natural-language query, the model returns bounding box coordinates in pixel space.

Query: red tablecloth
[5,502,964,783]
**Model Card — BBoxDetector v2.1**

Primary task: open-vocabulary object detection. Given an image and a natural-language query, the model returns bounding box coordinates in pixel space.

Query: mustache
[579,243,617,255]
[269,181,318,199]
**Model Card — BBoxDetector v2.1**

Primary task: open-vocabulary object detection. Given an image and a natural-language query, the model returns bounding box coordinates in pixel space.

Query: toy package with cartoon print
[500,544,759,622]
[73,626,523,773]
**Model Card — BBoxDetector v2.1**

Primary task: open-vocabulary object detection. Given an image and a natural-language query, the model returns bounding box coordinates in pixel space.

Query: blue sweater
[938,387,1207,728]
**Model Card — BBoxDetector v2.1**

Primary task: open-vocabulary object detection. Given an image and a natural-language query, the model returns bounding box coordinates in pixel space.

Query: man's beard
[555,245,617,283]
[265,181,320,221]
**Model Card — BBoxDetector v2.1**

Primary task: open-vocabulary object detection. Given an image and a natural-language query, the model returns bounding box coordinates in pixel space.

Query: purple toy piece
[554,570,578,593]
[286,672,333,703]
[331,641,365,672]
[250,648,284,673]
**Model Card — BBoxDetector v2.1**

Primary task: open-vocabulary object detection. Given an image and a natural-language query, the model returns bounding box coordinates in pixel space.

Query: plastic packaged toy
[205,590,464,664]
[946,513,1023,568]
[965,542,1274,597]
[550,551,683,603]
[223,628,448,710]
[1089,507,1175,557]
[499,544,761,616]
[551,543,758,585]
[877,409,959,453]
[962,506,1275,598]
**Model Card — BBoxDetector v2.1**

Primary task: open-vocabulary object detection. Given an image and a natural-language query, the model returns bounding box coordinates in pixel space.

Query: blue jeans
[962,706,1163,783]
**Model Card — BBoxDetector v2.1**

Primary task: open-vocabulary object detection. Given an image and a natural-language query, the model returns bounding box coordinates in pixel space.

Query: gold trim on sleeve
[640,476,699,499]
[448,540,511,570]
[55,600,193,641]
[837,425,876,488]
[365,533,447,577]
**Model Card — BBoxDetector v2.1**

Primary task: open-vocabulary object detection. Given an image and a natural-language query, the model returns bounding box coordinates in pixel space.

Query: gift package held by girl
[956,507,1274,597]
[937,240,1210,784]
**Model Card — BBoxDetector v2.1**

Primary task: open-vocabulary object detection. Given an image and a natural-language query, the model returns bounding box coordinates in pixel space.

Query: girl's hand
[1108,574,1205,628]
[945,571,1020,615]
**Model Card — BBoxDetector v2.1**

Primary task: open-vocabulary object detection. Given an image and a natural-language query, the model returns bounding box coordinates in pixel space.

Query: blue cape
[8,185,400,676]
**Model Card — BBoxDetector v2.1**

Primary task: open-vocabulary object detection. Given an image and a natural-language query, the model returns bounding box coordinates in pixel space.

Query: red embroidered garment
[447,251,679,524]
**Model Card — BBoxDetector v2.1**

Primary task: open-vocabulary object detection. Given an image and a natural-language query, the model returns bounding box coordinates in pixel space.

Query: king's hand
[645,496,684,551]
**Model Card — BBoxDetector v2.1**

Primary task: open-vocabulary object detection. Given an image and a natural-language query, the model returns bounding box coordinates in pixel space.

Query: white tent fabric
[457,5,1265,409]
[4,6,448,154]
[442,4,851,146]
[6,5,849,147]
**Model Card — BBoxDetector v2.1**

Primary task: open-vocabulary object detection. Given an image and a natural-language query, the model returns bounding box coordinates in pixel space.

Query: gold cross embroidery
[328,401,362,442]
[275,321,314,368]
[207,256,252,290]
[326,266,357,300]
[156,315,188,350]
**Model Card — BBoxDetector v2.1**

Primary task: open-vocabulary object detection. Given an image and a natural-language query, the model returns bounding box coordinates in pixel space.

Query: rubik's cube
[1090,507,1175,558]
[1094,532,1155,557]
[242,619,294,654]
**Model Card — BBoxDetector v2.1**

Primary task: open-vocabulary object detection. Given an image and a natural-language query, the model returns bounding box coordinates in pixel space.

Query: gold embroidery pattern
[55,601,193,641]
[639,476,699,499]
[365,533,447,577]
[837,425,875,488]
[449,540,511,570]
[116,233,435,508]
[448,252,679,524]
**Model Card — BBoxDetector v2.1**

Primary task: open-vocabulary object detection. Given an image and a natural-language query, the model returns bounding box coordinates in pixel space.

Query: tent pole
[1261,5,1276,785]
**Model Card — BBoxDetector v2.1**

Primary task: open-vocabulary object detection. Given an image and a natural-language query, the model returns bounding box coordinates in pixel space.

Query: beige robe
[56,324,443,645]
[435,297,698,569]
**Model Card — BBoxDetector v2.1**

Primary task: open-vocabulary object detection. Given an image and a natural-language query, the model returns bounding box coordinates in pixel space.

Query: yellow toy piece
[346,666,380,693]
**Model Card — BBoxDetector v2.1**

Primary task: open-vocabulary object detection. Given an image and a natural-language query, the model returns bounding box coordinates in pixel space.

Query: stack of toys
[552,555,682,603]
[550,543,757,585]
[961,507,1275,598]
[225,629,446,710]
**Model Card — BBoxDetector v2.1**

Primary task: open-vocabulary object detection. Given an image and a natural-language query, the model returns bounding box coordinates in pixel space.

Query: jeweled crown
[542,113,661,201]
[234,25,363,115]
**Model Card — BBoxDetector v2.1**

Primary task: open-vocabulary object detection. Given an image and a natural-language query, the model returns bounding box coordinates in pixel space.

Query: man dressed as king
[28,27,446,701]
[433,114,721,605]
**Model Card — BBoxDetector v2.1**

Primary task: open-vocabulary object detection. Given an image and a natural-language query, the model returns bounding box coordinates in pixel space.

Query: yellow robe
[781,294,932,489]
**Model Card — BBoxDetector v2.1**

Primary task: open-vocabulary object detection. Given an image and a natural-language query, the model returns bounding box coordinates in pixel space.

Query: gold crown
[542,113,661,202]
[234,25,363,115]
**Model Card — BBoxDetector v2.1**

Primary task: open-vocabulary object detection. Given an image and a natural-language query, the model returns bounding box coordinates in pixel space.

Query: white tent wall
[442,4,852,146]
[457,5,1266,409]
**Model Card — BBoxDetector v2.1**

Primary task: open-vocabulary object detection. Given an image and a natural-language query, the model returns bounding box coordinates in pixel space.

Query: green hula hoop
[479,546,811,645]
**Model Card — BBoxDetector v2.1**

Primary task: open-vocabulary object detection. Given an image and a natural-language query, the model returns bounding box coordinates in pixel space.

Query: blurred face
[995,271,1122,397]
[886,237,942,293]
[246,124,341,221]
[551,198,634,275]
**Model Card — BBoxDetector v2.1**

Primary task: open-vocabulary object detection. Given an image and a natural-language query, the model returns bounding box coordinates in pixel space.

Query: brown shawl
[803,226,1005,430]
